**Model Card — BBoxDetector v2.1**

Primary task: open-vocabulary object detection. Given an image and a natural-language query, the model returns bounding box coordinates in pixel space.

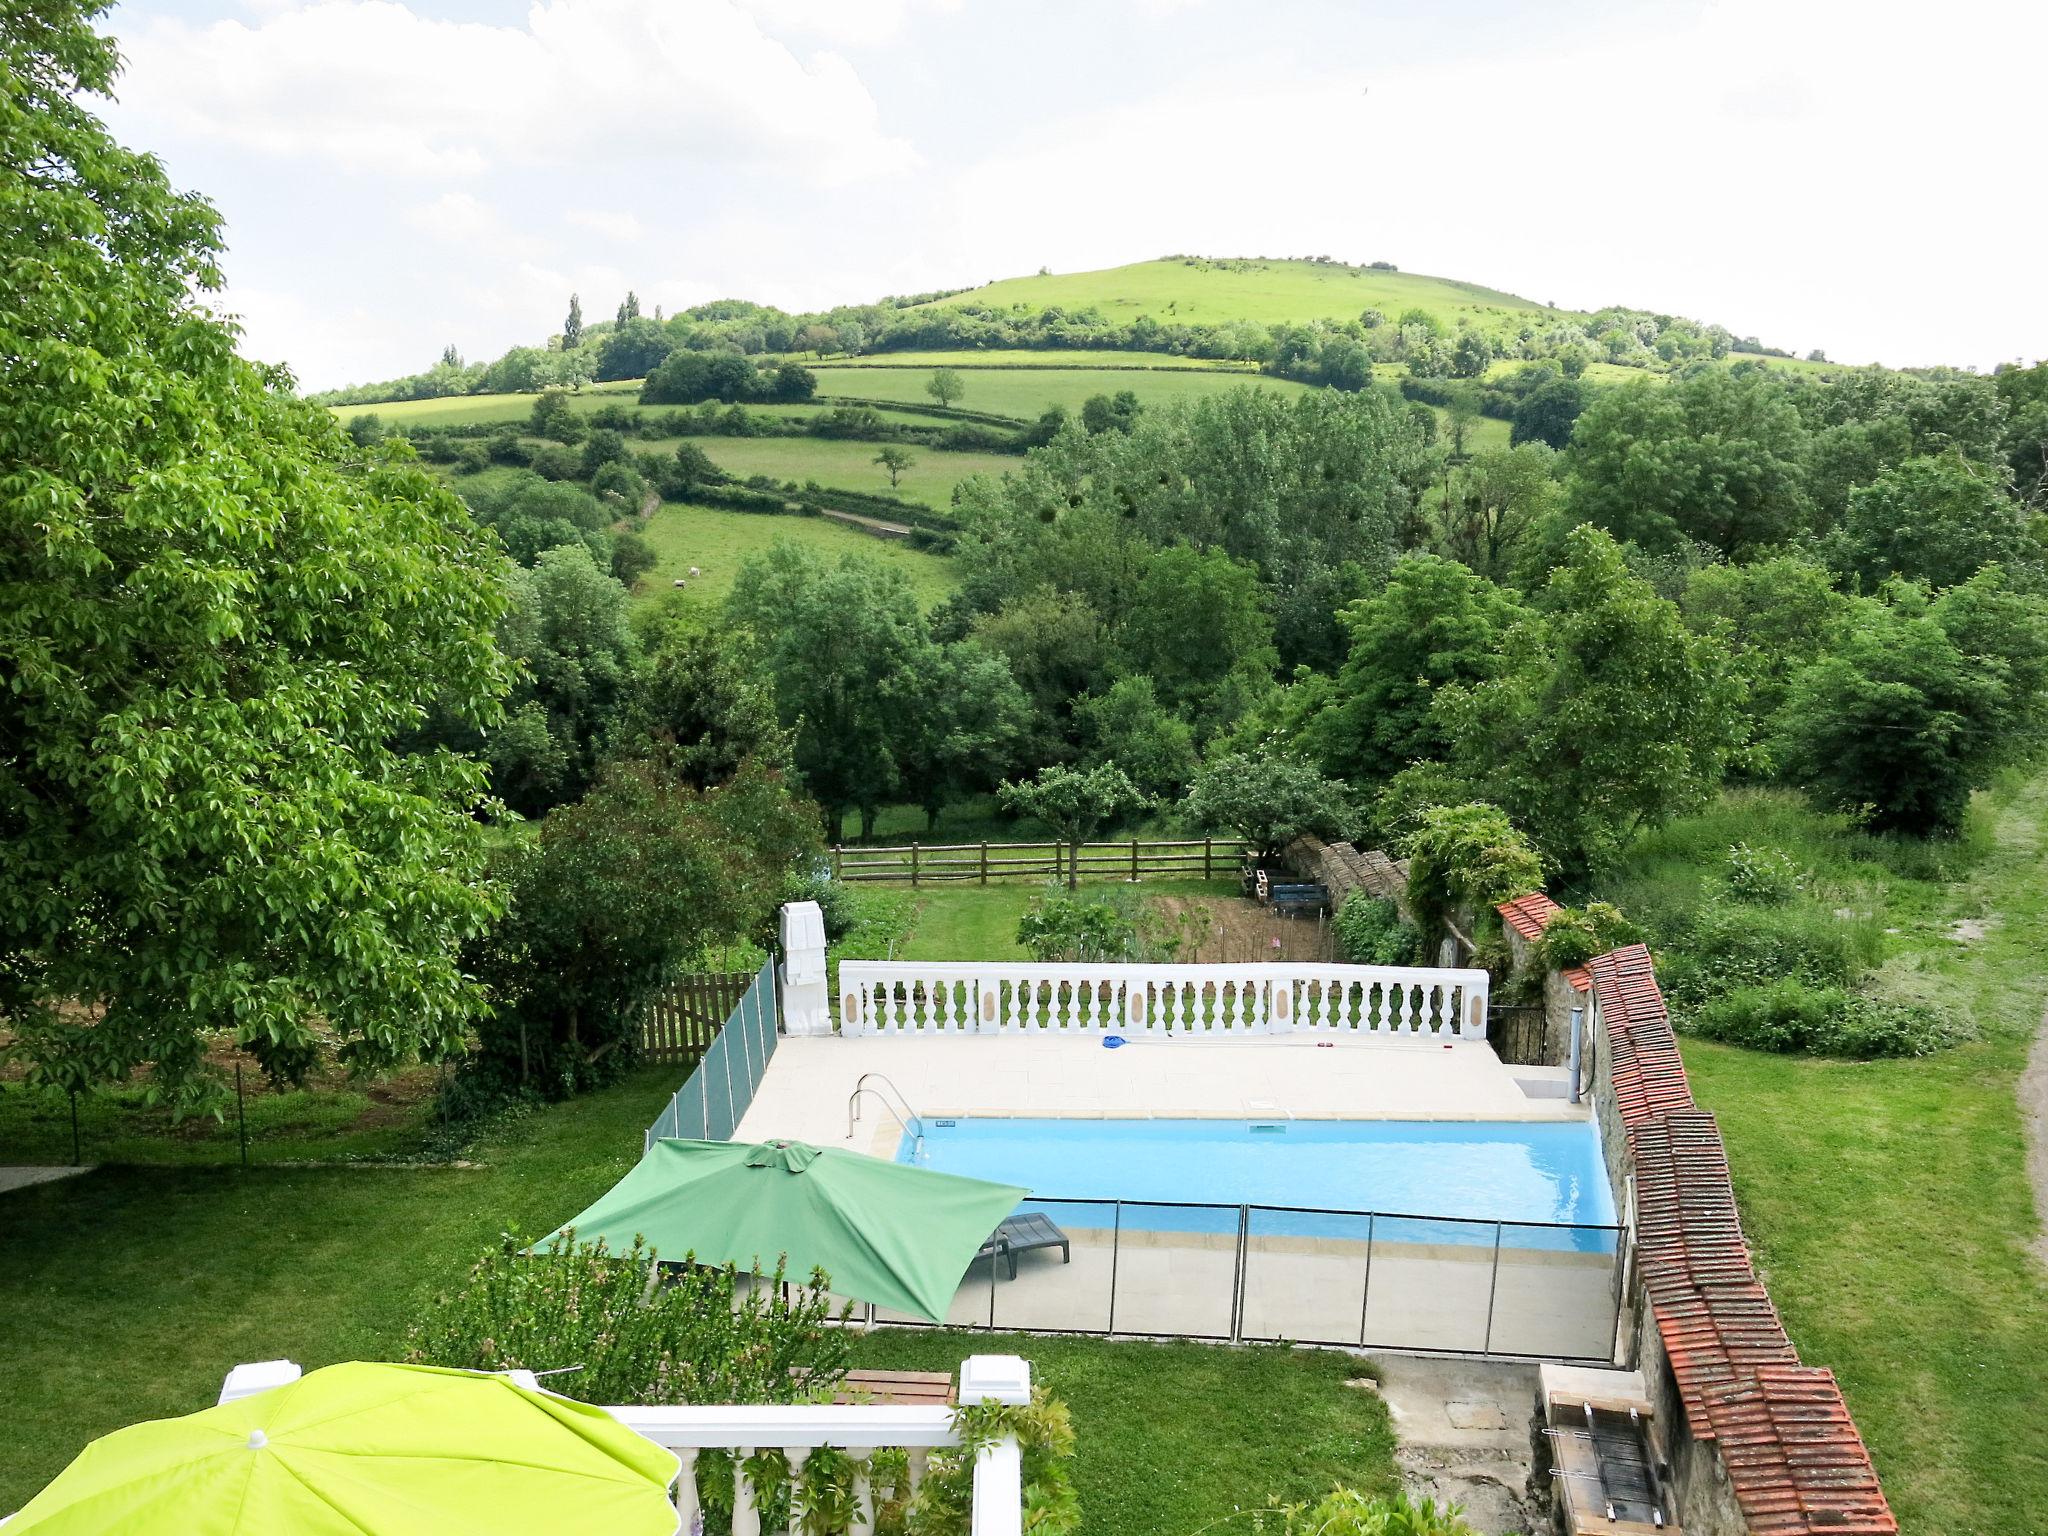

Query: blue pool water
[897,1118,1617,1249]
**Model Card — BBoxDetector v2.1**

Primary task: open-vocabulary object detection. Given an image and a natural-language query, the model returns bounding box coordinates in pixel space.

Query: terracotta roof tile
[1496,891,1563,941]
[1560,965,1593,992]
[1578,940,1897,1534]
[1707,1368,1898,1535]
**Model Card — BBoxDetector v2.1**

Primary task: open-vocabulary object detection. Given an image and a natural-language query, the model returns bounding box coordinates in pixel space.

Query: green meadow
[636,435,1014,509]
[810,362,1314,419]
[635,501,956,610]
[929,256,1562,330]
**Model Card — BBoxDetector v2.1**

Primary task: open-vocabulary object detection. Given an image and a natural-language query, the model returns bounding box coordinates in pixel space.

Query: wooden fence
[829,838,1250,885]
[641,970,752,1064]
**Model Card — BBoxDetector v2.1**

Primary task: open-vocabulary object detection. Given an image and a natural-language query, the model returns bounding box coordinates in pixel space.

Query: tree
[1,4,513,1107]
[1437,444,1561,580]
[967,591,1111,766]
[1080,391,1141,435]
[926,367,964,410]
[563,293,583,348]
[1449,330,1494,379]
[472,759,818,1092]
[579,427,630,480]
[1399,802,1545,929]
[1566,372,1812,557]
[530,389,586,444]
[1436,525,1747,873]
[616,619,791,790]
[1116,546,1278,727]
[489,544,635,817]
[998,764,1150,888]
[1075,677,1198,799]
[895,642,1030,830]
[1830,454,2041,591]
[767,361,815,403]
[1183,754,1355,855]
[1509,378,1585,450]
[615,290,640,325]
[795,324,837,358]
[1773,571,2048,835]
[1682,555,1848,728]
[873,445,914,489]
[1306,555,1529,787]
[727,544,936,838]
[595,316,674,382]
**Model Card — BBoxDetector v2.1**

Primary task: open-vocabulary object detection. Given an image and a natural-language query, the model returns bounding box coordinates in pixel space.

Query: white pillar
[959,1356,1030,1536]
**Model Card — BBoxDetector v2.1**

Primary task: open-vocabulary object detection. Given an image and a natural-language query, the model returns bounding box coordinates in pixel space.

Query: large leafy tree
[1184,754,1356,857]
[1566,371,1811,557]
[0,3,513,1106]
[1435,526,1747,873]
[726,543,938,838]
[1774,570,2048,835]
[1829,454,2041,592]
[1305,555,1529,788]
[1116,546,1277,728]
[998,764,1149,889]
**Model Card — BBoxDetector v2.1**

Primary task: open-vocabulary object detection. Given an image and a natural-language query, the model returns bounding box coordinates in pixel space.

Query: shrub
[897,1390,1080,1535]
[1687,980,1969,1058]
[406,1234,851,1407]
[1274,1489,1475,1535]
[1659,897,1874,1003]
[1534,901,1646,971]
[1400,802,1545,925]
[1724,842,1805,905]
[1332,896,1421,965]
[1016,888,1138,962]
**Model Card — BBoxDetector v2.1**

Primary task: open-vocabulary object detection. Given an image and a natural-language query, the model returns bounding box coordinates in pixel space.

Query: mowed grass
[851,1330,1395,1536]
[812,363,1313,421]
[928,256,1562,331]
[635,501,955,609]
[1595,775,2048,1535]
[640,436,1013,510]
[332,390,940,432]
[877,879,1237,964]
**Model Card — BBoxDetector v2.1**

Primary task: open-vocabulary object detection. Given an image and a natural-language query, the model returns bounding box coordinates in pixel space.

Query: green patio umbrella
[3,1362,679,1536]
[540,1138,1028,1322]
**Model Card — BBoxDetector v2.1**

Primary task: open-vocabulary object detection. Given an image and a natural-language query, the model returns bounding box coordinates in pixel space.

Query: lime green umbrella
[3,1362,679,1536]
[541,1138,1028,1322]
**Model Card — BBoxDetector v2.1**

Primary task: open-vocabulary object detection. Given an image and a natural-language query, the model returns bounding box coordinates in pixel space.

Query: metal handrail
[850,1072,926,1136]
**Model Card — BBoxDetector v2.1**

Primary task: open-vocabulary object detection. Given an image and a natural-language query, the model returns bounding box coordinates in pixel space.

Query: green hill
[926,256,1565,331]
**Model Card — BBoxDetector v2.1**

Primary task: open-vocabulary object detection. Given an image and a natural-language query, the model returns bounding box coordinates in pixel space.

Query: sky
[101,0,2048,392]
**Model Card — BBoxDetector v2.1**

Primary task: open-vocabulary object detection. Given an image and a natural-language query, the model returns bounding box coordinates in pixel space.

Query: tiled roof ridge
[1496,890,1563,940]
[1584,943,1899,1536]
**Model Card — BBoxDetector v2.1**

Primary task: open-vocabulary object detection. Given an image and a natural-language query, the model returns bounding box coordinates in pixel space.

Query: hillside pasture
[635,501,956,610]
[637,434,1014,509]
[929,256,1562,330]
[810,362,1314,420]
[332,389,942,432]
[803,348,1261,371]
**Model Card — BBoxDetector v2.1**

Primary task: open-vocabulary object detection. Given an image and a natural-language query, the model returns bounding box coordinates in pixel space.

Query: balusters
[851,1455,877,1536]
[674,1448,700,1533]
[786,1447,810,1531]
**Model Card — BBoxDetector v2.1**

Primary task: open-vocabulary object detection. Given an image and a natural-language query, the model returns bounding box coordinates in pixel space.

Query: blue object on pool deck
[1101,1035,1126,1049]
[898,1116,1617,1251]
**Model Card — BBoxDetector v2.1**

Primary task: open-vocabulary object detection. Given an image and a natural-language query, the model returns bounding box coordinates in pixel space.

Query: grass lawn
[0,1064,676,1513]
[851,1330,1395,1536]
[333,390,943,432]
[1593,773,2048,1535]
[811,362,1311,422]
[634,501,955,610]
[858,879,1237,964]
[639,435,1015,509]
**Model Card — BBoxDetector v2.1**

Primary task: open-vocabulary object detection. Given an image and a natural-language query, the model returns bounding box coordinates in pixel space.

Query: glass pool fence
[863,1196,1625,1363]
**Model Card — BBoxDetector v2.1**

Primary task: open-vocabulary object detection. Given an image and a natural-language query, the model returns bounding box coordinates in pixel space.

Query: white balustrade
[607,1355,1030,1536]
[836,962,1489,1040]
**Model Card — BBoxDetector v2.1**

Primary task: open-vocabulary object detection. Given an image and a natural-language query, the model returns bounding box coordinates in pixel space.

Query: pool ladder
[847,1072,927,1160]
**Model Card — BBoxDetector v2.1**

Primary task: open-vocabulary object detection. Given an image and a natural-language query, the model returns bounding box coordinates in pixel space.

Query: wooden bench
[1267,880,1329,914]
[834,1369,956,1406]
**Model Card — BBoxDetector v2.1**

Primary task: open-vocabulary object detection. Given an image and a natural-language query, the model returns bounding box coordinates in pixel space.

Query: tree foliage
[998,764,1150,887]
[1183,753,1355,854]
[1,3,513,1107]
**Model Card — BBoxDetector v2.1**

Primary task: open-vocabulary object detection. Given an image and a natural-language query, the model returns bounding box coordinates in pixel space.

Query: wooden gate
[642,971,752,1064]
[1487,1003,1550,1065]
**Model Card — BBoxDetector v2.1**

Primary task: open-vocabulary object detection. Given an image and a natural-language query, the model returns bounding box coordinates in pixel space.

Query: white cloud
[117,0,918,181]
[565,208,644,242]
[403,191,499,242]
[738,0,958,47]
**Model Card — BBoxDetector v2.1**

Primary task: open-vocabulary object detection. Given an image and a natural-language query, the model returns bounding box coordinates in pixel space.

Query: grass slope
[332,390,939,431]
[811,363,1312,421]
[635,501,955,610]
[645,436,1013,510]
[1597,776,2048,1535]
[930,256,1561,331]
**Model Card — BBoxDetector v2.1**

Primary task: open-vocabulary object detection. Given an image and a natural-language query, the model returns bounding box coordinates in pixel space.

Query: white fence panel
[836,962,1488,1039]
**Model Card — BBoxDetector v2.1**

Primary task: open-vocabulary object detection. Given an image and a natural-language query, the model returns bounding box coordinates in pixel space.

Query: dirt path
[818,506,913,540]
[1148,891,1335,964]
[2026,1004,2048,1270]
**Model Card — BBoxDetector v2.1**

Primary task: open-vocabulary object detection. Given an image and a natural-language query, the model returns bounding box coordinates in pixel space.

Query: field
[808,348,1259,371]
[640,435,1014,509]
[635,501,956,609]
[929,256,1561,331]
[811,362,1312,420]
[332,389,941,431]
[1595,774,2048,1535]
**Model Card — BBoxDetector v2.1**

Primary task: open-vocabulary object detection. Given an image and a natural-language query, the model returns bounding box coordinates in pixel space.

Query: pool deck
[738,1033,1586,1159]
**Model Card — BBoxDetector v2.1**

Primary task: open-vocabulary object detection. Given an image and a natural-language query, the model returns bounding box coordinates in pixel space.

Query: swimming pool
[897,1117,1617,1248]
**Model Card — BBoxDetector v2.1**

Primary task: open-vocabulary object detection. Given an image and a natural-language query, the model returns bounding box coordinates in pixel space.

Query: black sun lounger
[978,1213,1072,1279]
